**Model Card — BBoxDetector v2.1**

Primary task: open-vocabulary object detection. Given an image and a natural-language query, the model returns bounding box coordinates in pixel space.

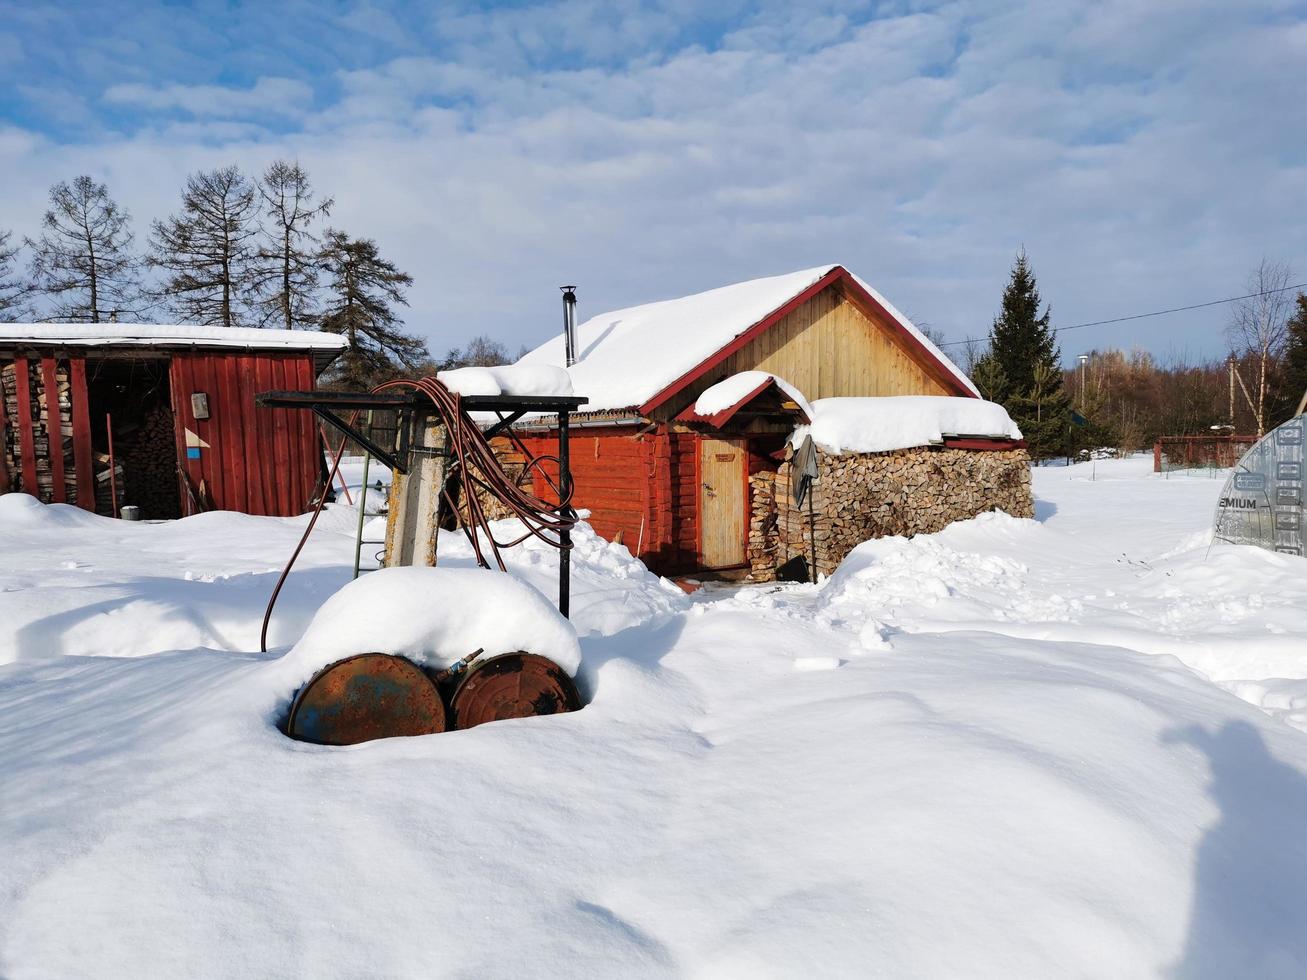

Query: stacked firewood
[749,445,1035,582]
[0,361,79,504]
[111,402,182,519]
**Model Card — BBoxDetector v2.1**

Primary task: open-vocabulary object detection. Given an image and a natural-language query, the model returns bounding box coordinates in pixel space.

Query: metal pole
[807,479,817,584]
[353,450,372,580]
[106,413,119,519]
[558,409,572,618]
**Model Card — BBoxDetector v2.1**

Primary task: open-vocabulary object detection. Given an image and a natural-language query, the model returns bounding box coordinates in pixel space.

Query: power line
[935,280,1307,349]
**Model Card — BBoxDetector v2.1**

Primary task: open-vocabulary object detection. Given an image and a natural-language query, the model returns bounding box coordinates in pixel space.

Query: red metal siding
[170,352,319,517]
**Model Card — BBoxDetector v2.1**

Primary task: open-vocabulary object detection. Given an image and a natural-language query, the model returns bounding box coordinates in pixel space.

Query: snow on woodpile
[438,364,573,398]
[792,396,1023,454]
[692,371,812,419]
[514,264,976,412]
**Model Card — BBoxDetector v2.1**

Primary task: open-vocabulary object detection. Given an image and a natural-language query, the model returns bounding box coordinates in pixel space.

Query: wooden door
[699,436,747,568]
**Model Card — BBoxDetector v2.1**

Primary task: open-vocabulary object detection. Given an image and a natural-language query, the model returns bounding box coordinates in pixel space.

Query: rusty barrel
[287,653,447,745]
[448,652,581,731]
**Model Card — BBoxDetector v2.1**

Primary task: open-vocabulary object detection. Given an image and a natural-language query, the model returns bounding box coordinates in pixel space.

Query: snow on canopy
[515,265,977,412]
[437,364,574,398]
[792,396,1023,454]
[0,323,348,352]
[691,370,813,421]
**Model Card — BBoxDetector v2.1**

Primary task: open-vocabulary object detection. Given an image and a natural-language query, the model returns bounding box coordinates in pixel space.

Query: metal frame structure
[256,389,587,617]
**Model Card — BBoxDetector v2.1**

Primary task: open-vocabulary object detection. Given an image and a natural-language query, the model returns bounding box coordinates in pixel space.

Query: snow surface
[0,322,347,351]
[437,363,574,398]
[6,457,1307,976]
[691,370,813,420]
[791,395,1023,453]
[515,265,977,412]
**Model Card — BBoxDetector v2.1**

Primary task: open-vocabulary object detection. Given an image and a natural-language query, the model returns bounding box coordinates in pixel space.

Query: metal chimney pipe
[561,286,578,367]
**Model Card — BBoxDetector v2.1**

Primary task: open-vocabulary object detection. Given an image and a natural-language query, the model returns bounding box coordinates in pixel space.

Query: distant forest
[923,254,1307,457]
[3,172,1303,446]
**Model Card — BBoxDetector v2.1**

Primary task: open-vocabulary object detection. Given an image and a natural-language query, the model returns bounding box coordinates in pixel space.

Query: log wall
[748,445,1034,581]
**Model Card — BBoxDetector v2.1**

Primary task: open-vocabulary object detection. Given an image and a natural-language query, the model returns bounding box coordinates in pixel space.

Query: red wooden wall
[516,425,723,574]
[170,352,320,517]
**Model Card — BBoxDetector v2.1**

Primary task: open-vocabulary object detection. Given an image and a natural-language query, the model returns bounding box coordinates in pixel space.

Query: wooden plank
[272,358,297,513]
[267,358,292,515]
[40,358,66,502]
[13,358,38,496]
[252,357,278,515]
[295,356,317,510]
[69,358,95,510]
[236,354,267,516]
[216,354,248,514]
[194,356,224,511]
[384,408,447,567]
[167,357,191,516]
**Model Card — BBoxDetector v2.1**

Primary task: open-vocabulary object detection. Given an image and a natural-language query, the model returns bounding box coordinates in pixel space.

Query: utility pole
[1228,354,1235,428]
[1077,353,1089,411]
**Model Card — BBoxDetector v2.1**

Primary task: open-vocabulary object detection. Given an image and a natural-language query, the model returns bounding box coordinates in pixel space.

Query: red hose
[259,377,575,653]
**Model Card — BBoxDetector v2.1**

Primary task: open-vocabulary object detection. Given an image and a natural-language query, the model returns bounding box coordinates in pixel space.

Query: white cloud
[102,76,314,118]
[1,0,1304,364]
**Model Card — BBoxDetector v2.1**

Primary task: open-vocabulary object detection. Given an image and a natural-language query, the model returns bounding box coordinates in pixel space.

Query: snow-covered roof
[689,371,813,426]
[792,396,1023,455]
[0,323,349,353]
[515,264,977,413]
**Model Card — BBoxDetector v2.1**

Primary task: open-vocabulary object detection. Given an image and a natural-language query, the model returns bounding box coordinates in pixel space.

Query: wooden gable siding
[651,284,952,422]
[170,352,319,517]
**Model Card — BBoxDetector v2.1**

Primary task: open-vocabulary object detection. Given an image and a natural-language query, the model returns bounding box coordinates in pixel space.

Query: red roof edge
[637,265,975,417]
[941,436,1027,451]
[675,376,812,428]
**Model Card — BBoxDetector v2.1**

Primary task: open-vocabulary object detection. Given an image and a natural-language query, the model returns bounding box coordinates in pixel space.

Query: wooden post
[384,406,448,567]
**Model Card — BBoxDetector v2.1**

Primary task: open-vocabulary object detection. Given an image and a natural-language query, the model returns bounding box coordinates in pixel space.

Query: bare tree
[26,176,141,322]
[252,160,333,330]
[149,166,260,328]
[1227,259,1296,436]
[439,335,513,369]
[0,229,33,320]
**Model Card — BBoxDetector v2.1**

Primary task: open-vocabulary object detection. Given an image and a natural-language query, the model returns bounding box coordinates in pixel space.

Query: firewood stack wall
[109,400,181,519]
[1,360,79,504]
[748,444,1034,581]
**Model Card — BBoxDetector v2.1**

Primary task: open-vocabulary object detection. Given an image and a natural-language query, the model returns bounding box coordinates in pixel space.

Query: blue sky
[2,0,1305,363]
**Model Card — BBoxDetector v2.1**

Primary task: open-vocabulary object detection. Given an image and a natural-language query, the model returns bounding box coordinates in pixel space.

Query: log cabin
[511,263,1012,575]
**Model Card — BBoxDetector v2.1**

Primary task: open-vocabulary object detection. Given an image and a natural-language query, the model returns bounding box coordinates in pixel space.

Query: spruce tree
[1270,293,1307,426]
[252,160,333,330]
[148,166,260,328]
[26,176,140,322]
[318,230,427,387]
[987,250,1070,459]
[0,229,32,320]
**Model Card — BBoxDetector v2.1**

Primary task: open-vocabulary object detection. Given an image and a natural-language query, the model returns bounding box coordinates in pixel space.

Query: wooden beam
[384,407,448,567]
[12,358,38,496]
[69,358,95,510]
[40,358,66,502]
